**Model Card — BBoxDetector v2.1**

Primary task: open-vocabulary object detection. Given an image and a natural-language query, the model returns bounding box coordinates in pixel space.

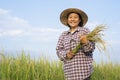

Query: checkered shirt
[56,27,95,80]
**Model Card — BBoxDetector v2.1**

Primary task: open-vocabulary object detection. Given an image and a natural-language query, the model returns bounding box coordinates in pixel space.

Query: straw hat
[60,8,88,27]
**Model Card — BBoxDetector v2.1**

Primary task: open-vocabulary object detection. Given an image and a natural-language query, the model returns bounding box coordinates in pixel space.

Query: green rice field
[0,52,120,80]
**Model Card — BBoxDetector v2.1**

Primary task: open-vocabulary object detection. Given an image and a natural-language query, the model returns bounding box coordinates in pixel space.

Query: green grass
[0,52,120,80]
[92,62,120,80]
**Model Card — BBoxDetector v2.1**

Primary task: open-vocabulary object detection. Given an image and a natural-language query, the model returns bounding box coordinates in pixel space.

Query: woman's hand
[80,35,89,44]
[66,50,75,59]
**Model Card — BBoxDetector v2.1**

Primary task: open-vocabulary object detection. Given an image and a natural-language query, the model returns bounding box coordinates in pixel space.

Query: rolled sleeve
[56,47,67,61]
[81,41,95,54]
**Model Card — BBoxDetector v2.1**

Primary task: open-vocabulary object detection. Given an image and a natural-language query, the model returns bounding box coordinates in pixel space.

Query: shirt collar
[67,26,81,34]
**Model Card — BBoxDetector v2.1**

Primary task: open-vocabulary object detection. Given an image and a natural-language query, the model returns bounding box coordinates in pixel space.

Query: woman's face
[67,13,81,28]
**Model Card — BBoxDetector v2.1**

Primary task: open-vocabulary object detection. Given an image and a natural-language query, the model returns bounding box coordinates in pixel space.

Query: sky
[0,0,120,63]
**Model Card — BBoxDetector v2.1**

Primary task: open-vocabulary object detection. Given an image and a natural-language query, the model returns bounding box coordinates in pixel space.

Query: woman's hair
[67,12,83,28]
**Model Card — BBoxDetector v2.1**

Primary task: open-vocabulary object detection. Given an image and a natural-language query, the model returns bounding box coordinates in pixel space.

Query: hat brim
[60,8,88,27]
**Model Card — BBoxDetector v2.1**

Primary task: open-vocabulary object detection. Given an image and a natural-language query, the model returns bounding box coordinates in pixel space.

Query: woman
[56,8,95,80]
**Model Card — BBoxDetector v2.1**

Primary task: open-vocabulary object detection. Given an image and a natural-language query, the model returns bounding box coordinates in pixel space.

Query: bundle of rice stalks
[72,24,107,54]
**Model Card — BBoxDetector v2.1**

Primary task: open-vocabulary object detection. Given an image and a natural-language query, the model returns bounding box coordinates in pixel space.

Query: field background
[0,52,120,80]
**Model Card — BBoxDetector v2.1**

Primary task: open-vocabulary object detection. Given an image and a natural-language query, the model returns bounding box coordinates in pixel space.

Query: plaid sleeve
[56,32,67,62]
[81,41,95,54]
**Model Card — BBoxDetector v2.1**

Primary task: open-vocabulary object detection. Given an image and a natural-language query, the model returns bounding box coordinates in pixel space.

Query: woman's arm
[80,27,95,54]
[56,32,67,61]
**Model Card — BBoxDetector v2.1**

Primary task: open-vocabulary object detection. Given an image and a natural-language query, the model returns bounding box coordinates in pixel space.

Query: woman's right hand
[66,50,75,59]
[80,35,88,44]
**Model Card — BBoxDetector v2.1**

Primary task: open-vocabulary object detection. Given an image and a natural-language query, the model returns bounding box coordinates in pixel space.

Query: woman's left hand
[80,35,88,44]
[66,50,75,59]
